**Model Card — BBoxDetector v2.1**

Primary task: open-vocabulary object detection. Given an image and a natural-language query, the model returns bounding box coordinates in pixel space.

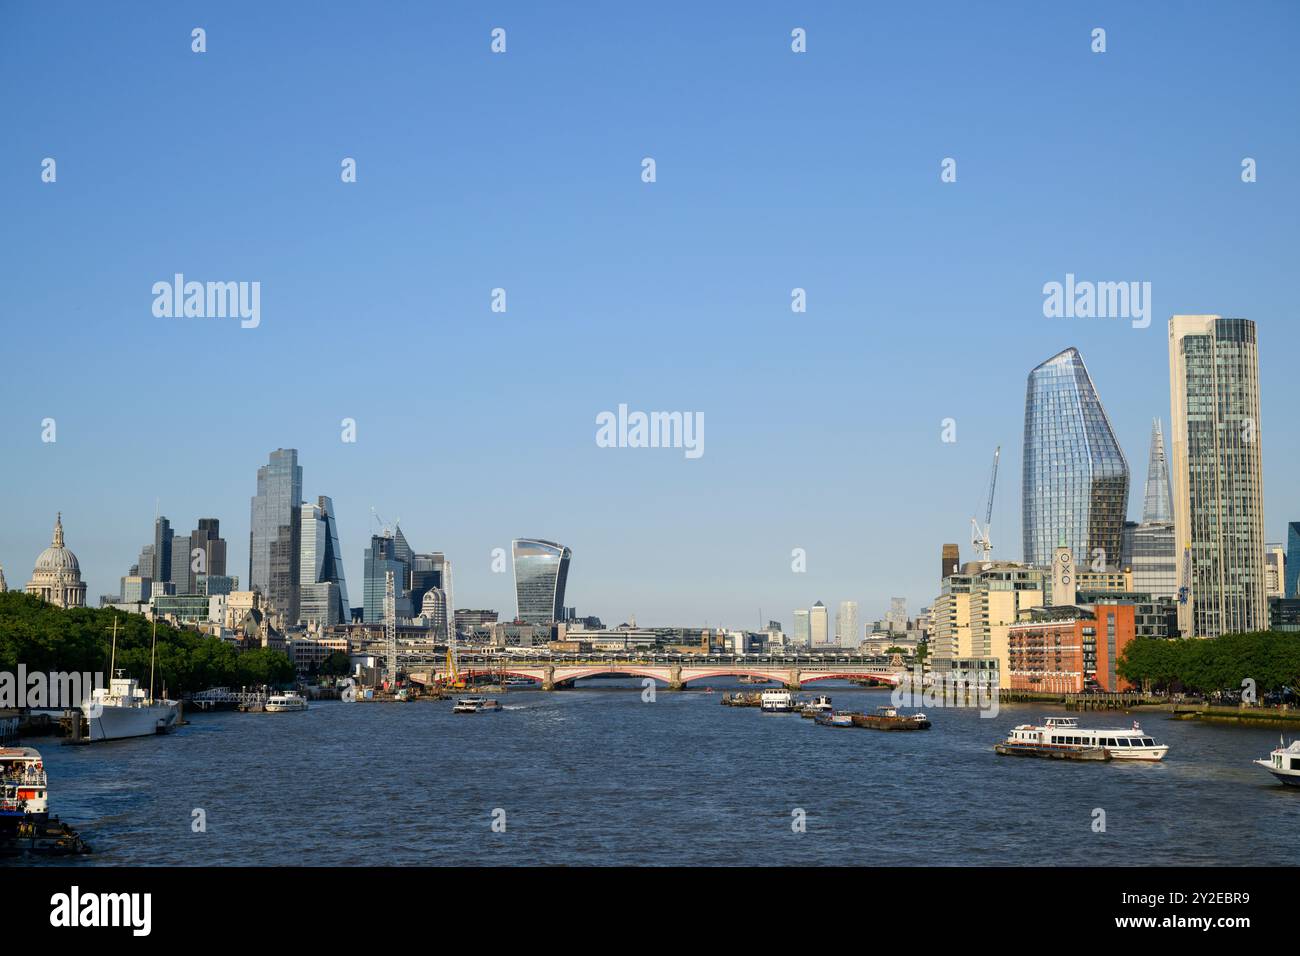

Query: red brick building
[1007,604,1136,693]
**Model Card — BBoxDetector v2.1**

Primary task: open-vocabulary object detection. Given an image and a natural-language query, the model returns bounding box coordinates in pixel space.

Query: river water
[17,682,1300,866]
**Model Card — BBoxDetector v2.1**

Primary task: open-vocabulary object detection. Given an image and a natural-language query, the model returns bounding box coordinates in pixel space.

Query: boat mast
[108,613,119,678]
[149,615,158,702]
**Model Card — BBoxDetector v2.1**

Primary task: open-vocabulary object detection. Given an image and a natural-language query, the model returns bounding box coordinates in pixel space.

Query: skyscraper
[1288,523,1300,600]
[1125,420,1178,600]
[511,539,571,625]
[886,597,908,634]
[809,601,828,645]
[409,552,447,618]
[792,608,810,646]
[363,526,412,624]
[836,600,859,647]
[1141,419,1173,524]
[1022,347,1129,569]
[299,497,350,625]
[152,516,173,585]
[249,448,303,623]
[1168,315,1267,637]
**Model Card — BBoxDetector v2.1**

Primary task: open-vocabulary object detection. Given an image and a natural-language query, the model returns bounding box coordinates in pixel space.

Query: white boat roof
[0,747,42,760]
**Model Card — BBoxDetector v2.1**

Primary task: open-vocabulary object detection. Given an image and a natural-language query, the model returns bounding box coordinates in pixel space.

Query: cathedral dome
[33,514,80,572]
[25,513,87,609]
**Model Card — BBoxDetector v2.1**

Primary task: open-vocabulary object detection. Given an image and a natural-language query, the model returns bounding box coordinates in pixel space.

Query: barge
[851,705,931,731]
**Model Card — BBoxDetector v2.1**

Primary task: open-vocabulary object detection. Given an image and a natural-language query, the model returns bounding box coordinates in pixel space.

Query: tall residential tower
[1168,315,1267,637]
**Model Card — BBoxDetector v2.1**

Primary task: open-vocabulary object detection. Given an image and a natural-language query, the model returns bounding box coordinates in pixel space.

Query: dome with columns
[25,514,86,609]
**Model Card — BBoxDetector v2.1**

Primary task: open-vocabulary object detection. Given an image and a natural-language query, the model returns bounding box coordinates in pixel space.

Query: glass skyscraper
[511,539,571,625]
[363,526,412,623]
[1288,522,1300,600]
[1022,347,1129,569]
[1124,420,1178,600]
[1169,316,1267,637]
[299,496,349,625]
[249,448,303,623]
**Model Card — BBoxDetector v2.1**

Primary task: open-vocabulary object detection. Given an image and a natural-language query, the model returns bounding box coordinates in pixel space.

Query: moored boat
[851,705,931,731]
[85,672,180,740]
[759,690,795,713]
[265,692,309,712]
[813,711,855,728]
[998,716,1167,761]
[798,694,834,716]
[1255,738,1300,787]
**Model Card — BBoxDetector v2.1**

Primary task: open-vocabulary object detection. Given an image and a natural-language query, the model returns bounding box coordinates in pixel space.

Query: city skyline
[3,5,1298,627]
[1,316,1292,629]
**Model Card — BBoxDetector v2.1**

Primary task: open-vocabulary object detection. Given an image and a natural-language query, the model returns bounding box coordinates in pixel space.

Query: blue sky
[2,2,1297,629]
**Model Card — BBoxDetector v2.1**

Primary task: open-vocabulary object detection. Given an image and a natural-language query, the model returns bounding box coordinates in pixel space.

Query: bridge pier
[788,668,801,690]
[668,664,683,691]
[542,664,556,692]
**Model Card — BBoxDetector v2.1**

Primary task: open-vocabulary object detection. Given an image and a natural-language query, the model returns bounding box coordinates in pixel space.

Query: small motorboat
[452,697,503,714]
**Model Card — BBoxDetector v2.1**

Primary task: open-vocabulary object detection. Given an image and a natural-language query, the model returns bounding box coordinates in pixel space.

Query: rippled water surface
[19,683,1300,865]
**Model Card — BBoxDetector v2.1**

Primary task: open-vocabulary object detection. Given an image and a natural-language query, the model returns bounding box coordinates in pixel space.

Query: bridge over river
[408,654,907,691]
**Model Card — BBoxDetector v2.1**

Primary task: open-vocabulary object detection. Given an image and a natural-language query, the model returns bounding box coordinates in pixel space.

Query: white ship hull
[87,701,179,741]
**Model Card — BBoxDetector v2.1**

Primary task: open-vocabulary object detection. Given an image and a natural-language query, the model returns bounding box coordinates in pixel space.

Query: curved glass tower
[1022,348,1129,569]
[512,539,572,625]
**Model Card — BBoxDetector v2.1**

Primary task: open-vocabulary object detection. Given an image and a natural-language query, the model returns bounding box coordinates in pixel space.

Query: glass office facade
[299,496,349,625]
[249,448,302,622]
[512,539,571,625]
[363,528,412,623]
[1288,522,1300,600]
[1022,348,1130,568]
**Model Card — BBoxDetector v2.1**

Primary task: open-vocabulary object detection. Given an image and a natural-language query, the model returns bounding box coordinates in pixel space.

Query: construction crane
[970,445,1001,565]
[384,570,398,688]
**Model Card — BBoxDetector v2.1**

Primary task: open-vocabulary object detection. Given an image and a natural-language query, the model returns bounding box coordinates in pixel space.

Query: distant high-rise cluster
[932,313,1282,690]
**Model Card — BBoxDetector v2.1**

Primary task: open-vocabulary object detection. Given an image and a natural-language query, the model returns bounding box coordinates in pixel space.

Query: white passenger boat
[0,747,48,818]
[800,694,833,713]
[760,690,794,713]
[1255,738,1300,787]
[265,692,309,713]
[1002,716,1168,761]
[452,697,502,714]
